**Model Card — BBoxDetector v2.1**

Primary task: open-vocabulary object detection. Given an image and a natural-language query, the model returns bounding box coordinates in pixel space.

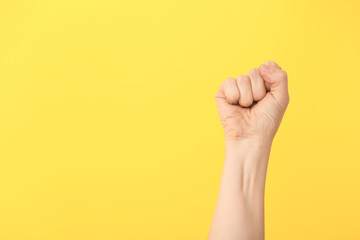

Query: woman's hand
[215,61,289,142]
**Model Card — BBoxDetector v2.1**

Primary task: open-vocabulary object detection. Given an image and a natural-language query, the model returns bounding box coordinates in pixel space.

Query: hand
[215,61,289,142]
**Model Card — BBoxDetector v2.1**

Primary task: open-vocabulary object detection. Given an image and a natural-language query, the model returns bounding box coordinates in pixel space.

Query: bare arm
[208,61,289,240]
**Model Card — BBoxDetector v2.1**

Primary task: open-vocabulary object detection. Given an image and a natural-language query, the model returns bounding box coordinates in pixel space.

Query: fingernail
[261,64,274,72]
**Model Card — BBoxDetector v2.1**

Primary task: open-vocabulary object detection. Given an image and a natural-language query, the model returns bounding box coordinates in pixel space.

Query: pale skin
[208,61,289,240]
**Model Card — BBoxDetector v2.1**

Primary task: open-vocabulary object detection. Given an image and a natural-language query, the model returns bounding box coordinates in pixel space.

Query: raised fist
[215,61,289,141]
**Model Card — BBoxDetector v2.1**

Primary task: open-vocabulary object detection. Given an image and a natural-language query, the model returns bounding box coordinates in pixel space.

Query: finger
[262,61,281,91]
[259,61,289,108]
[247,68,267,101]
[216,77,240,104]
[263,60,281,70]
[236,75,253,107]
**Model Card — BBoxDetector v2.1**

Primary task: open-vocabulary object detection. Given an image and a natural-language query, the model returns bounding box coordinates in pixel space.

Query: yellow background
[1,0,359,239]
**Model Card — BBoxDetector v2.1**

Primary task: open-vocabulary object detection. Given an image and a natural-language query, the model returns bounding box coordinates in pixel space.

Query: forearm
[210,60,289,239]
[208,137,272,240]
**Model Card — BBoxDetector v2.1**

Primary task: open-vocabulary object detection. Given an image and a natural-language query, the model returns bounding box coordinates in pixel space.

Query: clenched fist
[215,61,289,141]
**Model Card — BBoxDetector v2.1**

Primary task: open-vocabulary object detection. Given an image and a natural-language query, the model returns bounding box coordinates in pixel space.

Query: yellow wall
[1,0,359,239]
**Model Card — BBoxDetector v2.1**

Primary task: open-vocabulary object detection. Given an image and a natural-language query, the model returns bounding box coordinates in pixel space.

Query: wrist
[224,136,273,152]
[222,136,272,198]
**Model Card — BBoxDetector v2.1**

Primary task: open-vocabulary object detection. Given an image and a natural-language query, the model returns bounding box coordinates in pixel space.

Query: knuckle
[236,75,249,83]
[225,77,235,83]
[265,60,280,68]
[247,68,258,76]
[264,60,282,69]
[223,77,235,87]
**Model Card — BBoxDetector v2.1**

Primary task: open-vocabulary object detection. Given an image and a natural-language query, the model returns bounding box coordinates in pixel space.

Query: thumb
[259,61,289,109]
